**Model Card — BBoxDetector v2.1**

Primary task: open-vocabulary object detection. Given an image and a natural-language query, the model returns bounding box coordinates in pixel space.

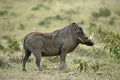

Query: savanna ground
[0,0,120,80]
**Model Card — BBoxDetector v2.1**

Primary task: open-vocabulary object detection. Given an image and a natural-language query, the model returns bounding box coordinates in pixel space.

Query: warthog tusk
[89,32,94,40]
[78,37,84,43]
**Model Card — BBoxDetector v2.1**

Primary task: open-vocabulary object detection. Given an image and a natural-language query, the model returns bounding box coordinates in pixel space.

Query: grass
[0,0,120,80]
[0,51,120,80]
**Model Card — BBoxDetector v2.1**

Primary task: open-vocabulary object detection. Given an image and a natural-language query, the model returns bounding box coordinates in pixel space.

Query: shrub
[0,58,10,69]
[2,36,21,53]
[2,35,10,40]
[109,17,115,25]
[116,10,120,16]
[38,20,50,26]
[79,21,85,25]
[7,36,20,52]
[89,22,97,27]
[110,47,120,59]
[32,4,50,11]
[32,6,40,11]
[99,8,111,17]
[0,44,4,51]
[91,62,99,72]
[19,23,26,30]
[73,58,81,64]
[38,14,64,26]
[91,11,100,19]
[101,29,120,59]
[65,9,80,14]
[0,10,8,16]
[91,8,111,19]
[55,15,64,20]
[77,60,100,72]
[77,60,87,72]
[0,44,8,53]
[47,56,59,63]
[97,26,120,59]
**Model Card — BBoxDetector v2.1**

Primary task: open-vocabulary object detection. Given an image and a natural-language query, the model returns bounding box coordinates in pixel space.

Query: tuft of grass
[47,56,59,63]
[65,9,80,14]
[32,4,50,11]
[38,20,51,27]
[38,14,66,27]
[0,58,10,69]
[89,22,97,27]
[99,8,111,17]
[77,59,100,72]
[77,60,87,72]
[1,36,20,53]
[10,12,19,17]
[88,25,120,59]
[78,20,85,25]
[73,58,81,64]
[91,7,111,19]
[0,44,8,53]
[19,23,26,30]
[99,29,120,58]
[109,17,116,25]
[91,62,100,72]
[0,10,8,16]
[9,55,22,63]
[2,35,10,40]
[32,6,40,11]
[116,10,120,16]
[7,36,21,52]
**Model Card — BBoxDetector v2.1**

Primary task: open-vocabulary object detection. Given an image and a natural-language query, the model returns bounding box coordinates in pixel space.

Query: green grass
[0,0,120,80]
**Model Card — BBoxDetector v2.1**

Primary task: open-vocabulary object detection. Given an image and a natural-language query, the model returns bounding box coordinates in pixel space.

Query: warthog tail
[21,37,26,63]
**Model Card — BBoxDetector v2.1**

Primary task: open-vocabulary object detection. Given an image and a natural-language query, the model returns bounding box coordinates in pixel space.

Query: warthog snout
[81,37,94,46]
[86,39,94,46]
[78,32,94,46]
[85,33,94,46]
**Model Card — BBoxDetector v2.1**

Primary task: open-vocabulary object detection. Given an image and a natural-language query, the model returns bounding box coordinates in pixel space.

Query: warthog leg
[59,53,67,70]
[33,52,42,71]
[22,49,31,71]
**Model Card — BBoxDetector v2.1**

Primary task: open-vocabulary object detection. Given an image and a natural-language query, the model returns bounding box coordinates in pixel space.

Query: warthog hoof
[59,64,66,70]
[22,69,27,71]
[39,68,43,71]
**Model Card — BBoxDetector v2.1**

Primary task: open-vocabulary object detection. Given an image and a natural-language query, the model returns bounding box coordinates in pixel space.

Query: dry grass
[0,52,120,80]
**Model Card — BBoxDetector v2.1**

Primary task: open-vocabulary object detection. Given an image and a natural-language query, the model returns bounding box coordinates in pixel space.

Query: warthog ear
[72,22,78,30]
[72,22,76,25]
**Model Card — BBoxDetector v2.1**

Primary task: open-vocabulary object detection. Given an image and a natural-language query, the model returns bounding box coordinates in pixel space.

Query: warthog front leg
[59,53,67,70]
[33,52,42,71]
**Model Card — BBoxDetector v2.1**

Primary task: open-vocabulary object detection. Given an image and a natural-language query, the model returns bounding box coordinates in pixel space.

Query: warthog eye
[84,37,88,39]
[77,27,83,33]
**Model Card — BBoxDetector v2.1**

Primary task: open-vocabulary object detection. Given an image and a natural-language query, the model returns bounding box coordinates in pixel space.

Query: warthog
[22,23,94,71]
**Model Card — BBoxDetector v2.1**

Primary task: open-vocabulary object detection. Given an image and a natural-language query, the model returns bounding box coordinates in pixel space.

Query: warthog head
[72,23,94,46]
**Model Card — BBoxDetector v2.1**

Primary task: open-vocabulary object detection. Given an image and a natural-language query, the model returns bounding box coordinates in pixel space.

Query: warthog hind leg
[22,49,31,71]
